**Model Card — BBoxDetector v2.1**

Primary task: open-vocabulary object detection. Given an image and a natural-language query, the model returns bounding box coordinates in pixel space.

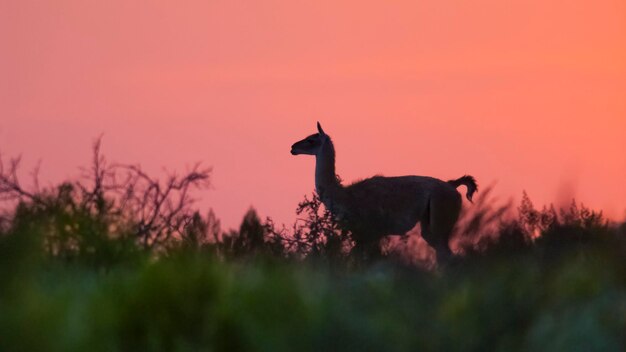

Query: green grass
[0,151,624,351]
[1,241,624,352]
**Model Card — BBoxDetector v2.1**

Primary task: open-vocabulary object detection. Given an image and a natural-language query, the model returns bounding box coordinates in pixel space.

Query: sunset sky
[2,0,625,228]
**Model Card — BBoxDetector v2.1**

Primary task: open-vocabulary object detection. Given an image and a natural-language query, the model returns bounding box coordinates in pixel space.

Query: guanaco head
[290,122,329,156]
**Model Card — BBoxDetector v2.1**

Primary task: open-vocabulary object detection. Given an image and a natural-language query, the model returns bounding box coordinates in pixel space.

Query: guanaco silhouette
[291,122,477,262]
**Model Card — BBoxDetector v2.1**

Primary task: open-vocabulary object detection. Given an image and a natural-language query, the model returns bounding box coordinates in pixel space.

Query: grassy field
[1,226,624,352]
[0,150,624,351]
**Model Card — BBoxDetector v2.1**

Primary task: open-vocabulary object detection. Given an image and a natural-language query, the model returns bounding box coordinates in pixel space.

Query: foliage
[0,143,625,351]
[0,138,210,262]
[456,190,617,261]
[265,193,353,260]
[0,233,624,352]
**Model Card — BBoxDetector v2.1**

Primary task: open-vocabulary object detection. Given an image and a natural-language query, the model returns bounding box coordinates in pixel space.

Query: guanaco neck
[315,137,342,208]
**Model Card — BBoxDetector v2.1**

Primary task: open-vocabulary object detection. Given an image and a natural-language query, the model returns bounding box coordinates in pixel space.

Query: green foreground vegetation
[0,144,624,351]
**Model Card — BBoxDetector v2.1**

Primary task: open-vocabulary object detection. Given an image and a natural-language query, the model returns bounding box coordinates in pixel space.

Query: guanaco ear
[317,121,326,136]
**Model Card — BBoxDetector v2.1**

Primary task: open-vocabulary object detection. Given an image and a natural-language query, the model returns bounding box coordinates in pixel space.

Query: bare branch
[0,138,212,252]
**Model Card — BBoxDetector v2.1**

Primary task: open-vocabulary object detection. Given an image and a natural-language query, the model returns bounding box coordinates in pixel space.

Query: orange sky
[2,0,625,228]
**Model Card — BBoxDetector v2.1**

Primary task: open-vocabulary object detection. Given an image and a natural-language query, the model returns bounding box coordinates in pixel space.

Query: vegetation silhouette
[1,138,210,263]
[0,139,624,351]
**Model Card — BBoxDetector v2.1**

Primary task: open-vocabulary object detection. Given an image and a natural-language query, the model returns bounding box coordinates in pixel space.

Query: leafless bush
[0,138,211,250]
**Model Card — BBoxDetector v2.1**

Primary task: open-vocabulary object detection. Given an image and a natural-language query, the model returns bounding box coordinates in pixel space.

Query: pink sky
[2,0,625,229]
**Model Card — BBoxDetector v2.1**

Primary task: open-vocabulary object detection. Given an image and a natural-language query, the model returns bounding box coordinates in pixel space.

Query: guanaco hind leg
[421,193,461,262]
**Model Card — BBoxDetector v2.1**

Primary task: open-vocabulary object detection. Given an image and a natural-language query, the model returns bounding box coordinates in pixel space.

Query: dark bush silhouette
[265,193,353,261]
[0,138,210,264]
